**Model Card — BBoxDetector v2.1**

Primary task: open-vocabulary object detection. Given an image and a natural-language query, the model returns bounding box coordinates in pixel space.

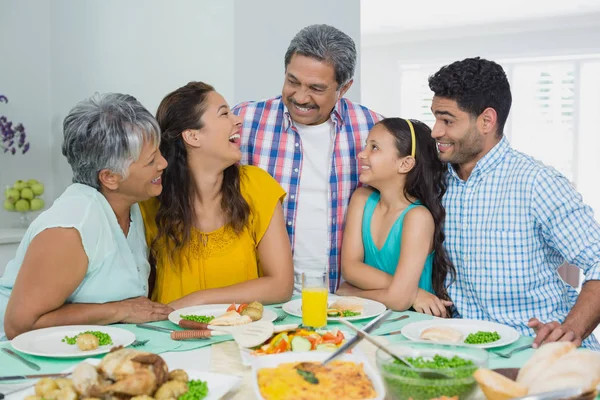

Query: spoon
[338,319,452,380]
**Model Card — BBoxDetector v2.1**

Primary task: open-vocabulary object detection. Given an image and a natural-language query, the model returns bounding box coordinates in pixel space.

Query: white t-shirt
[292,119,333,293]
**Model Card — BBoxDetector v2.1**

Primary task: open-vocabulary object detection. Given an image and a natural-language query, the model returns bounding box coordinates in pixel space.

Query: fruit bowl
[4,179,46,227]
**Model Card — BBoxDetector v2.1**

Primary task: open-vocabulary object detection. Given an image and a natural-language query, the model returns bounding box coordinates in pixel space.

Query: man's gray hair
[284,24,356,88]
[62,93,161,190]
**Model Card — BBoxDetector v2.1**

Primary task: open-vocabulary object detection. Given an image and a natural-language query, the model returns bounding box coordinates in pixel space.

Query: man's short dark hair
[428,57,512,137]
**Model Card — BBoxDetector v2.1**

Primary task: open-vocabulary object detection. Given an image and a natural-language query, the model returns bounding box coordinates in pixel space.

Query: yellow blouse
[140,165,286,304]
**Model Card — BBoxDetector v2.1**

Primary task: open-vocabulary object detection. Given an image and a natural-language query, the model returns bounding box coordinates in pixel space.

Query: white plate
[168,304,277,326]
[282,295,387,321]
[5,358,241,400]
[250,350,384,400]
[401,319,521,348]
[10,325,135,358]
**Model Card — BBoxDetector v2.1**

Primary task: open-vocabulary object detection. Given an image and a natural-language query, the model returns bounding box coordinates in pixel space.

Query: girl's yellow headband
[405,119,416,158]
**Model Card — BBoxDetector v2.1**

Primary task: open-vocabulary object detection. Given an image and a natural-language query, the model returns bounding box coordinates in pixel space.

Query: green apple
[30,198,45,211]
[13,180,27,190]
[3,199,15,211]
[27,179,38,186]
[31,183,44,196]
[15,199,30,212]
[20,187,34,200]
[5,188,20,203]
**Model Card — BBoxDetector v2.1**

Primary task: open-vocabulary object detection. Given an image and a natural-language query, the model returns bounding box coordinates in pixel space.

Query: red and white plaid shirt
[233,96,382,292]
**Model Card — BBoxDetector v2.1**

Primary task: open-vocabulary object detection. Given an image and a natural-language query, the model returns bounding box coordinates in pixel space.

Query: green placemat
[0,341,102,376]
[123,320,233,352]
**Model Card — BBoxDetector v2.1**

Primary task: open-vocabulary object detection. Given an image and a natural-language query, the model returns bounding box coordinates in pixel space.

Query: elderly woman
[0,93,171,340]
[142,82,294,309]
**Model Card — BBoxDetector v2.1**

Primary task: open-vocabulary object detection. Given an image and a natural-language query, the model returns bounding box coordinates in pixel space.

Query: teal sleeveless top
[362,192,434,293]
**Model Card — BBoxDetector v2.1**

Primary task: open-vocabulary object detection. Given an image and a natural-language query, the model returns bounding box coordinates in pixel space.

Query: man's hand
[115,296,173,323]
[528,318,583,348]
[412,289,452,318]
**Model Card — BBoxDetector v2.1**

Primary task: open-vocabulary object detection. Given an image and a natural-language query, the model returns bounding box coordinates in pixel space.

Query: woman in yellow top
[141,82,294,309]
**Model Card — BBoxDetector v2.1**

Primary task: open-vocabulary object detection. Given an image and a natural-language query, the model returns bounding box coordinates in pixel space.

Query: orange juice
[302,287,328,328]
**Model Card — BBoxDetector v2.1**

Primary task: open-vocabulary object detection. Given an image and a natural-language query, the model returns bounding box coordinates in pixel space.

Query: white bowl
[250,351,385,400]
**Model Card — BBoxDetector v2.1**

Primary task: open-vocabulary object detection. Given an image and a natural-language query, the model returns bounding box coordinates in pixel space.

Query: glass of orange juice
[301,271,328,328]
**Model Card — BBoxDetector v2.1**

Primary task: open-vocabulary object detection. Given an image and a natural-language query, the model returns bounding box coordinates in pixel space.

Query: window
[398,57,600,194]
[398,56,600,289]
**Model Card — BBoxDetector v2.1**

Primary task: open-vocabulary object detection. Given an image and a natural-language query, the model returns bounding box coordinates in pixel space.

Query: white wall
[48,0,236,202]
[361,13,600,117]
[0,0,362,229]
[233,0,361,104]
[0,0,52,227]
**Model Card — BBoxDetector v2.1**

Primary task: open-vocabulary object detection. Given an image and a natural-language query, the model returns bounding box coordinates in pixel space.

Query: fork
[130,339,149,347]
[273,312,288,323]
[492,343,532,358]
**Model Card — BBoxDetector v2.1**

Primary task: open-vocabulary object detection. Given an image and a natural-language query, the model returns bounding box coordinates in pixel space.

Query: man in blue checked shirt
[429,57,600,350]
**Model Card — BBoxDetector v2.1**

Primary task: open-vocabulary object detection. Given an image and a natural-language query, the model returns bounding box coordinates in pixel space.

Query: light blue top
[0,183,150,339]
[362,191,434,294]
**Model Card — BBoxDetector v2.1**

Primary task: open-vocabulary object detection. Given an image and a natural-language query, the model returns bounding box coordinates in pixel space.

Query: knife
[0,373,70,382]
[322,309,393,365]
[135,324,174,333]
[381,329,404,336]
[1,348,40,371]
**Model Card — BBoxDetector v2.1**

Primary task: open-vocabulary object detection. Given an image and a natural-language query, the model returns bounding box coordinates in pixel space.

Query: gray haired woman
[0,93,171,340]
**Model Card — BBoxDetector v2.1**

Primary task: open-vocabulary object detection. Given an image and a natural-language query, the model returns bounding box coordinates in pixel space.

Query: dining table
[0,301,539,399]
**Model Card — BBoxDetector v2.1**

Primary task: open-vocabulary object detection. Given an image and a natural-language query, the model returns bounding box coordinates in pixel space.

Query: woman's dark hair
[153,81,250,259]
[377,118,456,301]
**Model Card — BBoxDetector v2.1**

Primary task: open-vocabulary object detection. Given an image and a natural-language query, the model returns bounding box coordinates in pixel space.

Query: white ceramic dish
[5,358,242,400]
[168,304,277,326]
[282,295,386,322]
[10,325,135,358]
[401,318,520,349]
[250,351,385,400]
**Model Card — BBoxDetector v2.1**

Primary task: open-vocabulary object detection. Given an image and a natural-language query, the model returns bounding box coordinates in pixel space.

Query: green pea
[464,331,501,344]
[62,330,113,346]
[181,315,215,324]
[178,379,209,400]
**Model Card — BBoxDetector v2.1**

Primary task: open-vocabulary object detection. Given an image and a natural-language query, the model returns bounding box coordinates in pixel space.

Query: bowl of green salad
[376,342,488,400]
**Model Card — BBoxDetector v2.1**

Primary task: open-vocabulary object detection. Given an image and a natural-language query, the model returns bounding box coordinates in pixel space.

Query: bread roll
[473,368,528,400]
[329,297,364,313]
[419,326,463,343]
[516,341,575,387]
[210,310,252,326]
[527,349,600,394]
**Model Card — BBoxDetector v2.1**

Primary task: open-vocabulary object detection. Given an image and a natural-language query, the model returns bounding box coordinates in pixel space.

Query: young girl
[337,118,455,317]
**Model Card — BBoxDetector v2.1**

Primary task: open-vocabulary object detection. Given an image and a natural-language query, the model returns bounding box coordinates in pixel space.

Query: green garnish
[62,331,112,346]
[464,331,501,344]
[181,315,215,324]
[341,310,361,317]
[296,368,319,384]
[342,310,360,317]
[178,379,209,400]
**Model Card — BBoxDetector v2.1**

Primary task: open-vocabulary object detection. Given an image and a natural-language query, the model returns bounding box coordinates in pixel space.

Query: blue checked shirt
[233,96,382,292]
[443,137,600,349]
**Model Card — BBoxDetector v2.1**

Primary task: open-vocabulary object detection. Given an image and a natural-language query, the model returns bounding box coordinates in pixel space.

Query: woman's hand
[115,297,173,323]
[412,289,452,318]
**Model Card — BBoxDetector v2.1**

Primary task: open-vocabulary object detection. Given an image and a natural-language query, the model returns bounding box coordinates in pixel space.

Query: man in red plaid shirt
[233,24,382,293]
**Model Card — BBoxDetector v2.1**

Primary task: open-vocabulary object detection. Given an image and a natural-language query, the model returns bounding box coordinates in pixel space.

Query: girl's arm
[340,187,395,290]
[168,202,294,309]
[339,207,445,313]
[4,228,171,339]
